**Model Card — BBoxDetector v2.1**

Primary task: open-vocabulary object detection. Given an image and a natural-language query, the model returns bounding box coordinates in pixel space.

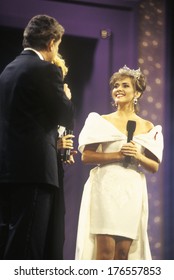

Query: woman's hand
[120,141,140,159]
[121,141,159,173]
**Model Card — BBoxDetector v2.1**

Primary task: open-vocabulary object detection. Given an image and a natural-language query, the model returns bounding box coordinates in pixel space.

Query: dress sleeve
[135,125,164,163]
[78,112,126,153]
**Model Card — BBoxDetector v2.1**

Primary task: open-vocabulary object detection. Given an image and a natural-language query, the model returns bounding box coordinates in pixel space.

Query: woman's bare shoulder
[137,116,154,132]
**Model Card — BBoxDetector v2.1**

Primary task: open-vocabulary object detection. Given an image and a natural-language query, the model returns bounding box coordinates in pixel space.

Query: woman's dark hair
[22,14,64,50]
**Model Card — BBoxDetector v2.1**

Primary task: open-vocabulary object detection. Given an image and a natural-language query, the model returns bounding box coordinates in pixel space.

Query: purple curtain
[162,0,174,260]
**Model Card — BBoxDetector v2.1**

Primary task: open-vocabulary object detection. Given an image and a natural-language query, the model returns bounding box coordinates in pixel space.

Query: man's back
[0,50,72,186]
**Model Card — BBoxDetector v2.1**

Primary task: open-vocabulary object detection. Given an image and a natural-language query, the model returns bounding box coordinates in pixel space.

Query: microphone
[63,128,73,162]
[123,120,136,168]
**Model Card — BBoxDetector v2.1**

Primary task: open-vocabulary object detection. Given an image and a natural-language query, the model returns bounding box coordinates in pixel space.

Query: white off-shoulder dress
[75,112,163,260]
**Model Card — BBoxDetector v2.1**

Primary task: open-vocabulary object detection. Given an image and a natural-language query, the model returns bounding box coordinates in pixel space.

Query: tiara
[118,65,141,79]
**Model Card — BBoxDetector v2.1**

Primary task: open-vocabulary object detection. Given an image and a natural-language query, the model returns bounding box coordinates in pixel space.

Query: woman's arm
[138,148,159,173]
[82,143,124,165]
[82,140,159,173]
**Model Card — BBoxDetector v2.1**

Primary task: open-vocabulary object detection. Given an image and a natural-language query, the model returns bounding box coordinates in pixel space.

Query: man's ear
[47,39,55,51]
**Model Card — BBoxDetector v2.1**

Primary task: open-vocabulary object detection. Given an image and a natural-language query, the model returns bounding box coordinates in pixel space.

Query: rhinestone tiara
[118,65,141,79]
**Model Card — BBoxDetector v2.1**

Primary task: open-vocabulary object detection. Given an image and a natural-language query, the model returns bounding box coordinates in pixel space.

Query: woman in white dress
[75,66,163,260]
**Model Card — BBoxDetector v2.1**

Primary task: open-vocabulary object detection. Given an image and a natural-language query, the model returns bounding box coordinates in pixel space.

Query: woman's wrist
[137,153,143,166]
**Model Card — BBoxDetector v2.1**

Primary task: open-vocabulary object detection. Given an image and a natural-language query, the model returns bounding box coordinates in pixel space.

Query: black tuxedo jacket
[0,50,74,187]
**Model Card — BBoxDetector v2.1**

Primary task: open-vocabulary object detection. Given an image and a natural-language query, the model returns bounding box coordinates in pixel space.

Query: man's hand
[64,83,71,100]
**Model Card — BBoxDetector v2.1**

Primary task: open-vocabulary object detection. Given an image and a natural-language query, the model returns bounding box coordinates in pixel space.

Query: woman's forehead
[115,76,132,83]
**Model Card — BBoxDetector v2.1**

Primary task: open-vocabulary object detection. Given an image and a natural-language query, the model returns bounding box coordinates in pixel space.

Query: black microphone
[123,120,136,168]
[63,128,73,162]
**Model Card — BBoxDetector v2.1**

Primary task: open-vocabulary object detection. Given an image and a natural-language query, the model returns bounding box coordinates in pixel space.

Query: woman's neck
[116,108,136,119]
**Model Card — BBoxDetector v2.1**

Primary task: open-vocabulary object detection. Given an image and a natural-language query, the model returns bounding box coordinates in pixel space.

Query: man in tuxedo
[0,15,74,259]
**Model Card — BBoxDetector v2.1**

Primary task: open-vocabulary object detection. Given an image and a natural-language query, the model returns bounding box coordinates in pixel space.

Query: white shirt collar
[24,48,44,60]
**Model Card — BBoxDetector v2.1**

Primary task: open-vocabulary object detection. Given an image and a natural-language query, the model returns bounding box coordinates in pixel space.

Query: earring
[134,97,138,105]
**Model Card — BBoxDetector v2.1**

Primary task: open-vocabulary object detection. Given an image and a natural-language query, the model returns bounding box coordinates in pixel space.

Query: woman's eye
[114,85,119,89]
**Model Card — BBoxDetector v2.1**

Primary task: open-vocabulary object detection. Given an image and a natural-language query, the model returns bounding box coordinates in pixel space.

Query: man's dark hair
[22,14,64,50]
